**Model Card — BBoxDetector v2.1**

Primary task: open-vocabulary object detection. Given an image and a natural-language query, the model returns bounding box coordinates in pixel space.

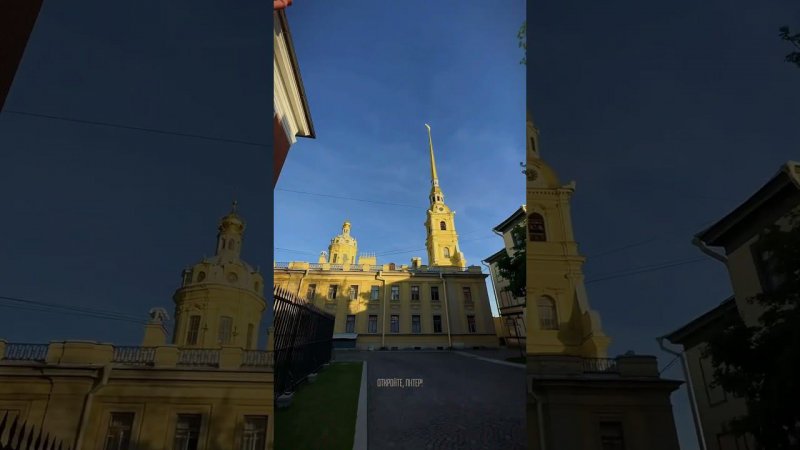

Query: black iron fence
[273,285,335,395]
[0,411,71,450]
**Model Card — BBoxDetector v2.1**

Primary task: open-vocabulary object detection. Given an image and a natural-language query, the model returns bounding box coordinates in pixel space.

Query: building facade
[273,8,315,187]
[525,112,682,450]
[484,205,527,348]
[0,205,273,450]
[663,161,800,450]
[273,124,496,350]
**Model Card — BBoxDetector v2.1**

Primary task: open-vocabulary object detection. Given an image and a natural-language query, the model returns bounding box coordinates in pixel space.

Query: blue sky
[274,1,527,317]
[0,0,273,346]
[530,1,799,449]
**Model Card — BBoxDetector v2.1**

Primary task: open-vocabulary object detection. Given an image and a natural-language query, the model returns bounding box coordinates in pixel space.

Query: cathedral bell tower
[525,112,610,358]
[327,220,358,265]
[424,124,466,268]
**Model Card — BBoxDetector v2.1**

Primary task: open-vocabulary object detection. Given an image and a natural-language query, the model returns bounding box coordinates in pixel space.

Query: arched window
[443,247,450,258]
[389,263,396,270]
[229,239,235,250]
[333,254,338,263]
[528,213,547,242]
[537,296,558,330]
[221,240,226,249]
[440,221,447,230]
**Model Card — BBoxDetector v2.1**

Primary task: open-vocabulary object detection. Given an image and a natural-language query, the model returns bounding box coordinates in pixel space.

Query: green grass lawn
[506,356,526,364]
[275,362,363,450]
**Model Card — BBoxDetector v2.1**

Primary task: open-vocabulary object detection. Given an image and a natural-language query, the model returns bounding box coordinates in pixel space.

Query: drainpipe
[481,260,502,320]
[658,337,707,450]
[691,237,728,264]
[74,364,112,450]
[376,271,387,348]
[296,269,309,297]
[530,391,547,450]
[440,272,453,348]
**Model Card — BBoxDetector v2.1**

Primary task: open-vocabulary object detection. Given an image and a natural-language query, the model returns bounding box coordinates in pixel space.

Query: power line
[276,188,421,208]
[585,256,708,284]
[659,353,681,374]
[2,109,267,147]
[0,295,147,324]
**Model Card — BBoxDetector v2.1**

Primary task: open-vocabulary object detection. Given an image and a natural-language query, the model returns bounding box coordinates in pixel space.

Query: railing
[274,262,290,268]
[582,357,619,373]
[329,264,343,270]
[2,343,48,362]
[273,285,335,395]
[309,263,322,269]
[112,346,156,366]
[177,348,220,367]
[370,265,383,271]
[242,350,274,369]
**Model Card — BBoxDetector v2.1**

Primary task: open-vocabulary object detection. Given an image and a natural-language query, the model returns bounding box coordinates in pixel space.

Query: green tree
[703,211,800,449]
[779,26,800,68]
[518,21,527,65]
[495,224,526,298]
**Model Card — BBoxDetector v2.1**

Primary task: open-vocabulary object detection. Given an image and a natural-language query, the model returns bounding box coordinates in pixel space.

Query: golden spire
[425,123,439,186]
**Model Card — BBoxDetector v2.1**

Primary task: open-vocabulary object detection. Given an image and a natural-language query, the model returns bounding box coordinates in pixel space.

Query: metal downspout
[658,337,707,450]
[530,391,547,450]
[376,271,387,348]
[74,364,112,450]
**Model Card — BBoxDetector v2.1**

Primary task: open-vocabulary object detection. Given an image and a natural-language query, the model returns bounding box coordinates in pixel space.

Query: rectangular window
[241,416,268,450]
[411,285,420,301]
[599,421,625,450]
[218,316,233,345]
[306,284,317,300]
[349,285,359,301]
[327,285,338,300]
[412,315,421,333]
[430,286,440,301]
[463,287,473,304]
[104,412,134,450]
[368,315,378,333]
[391,285,400,301]
[345,315,356,333]
[370,285,380,300]
[173,414,201,450]
[186,315,201,346]
[246,323,254,349]
[183,270,193,286]
[390,315,399,333]
[433,315,442,333]
[467,315,476,333]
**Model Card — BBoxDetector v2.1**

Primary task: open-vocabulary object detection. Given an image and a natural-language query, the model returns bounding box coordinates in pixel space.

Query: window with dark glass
[368,315,378,333]
[186,315,201,346]
[443,247,450,258]
[433,315,442,333]
[332,253,338,263]
[412,315,421,333]
[370,285,380,301]
[467,315,476,333]
[218,316,233,345]
[463,287,473,304]
[430,286,440,301]
[173,414,201,450]
[599,421,625,450]
[349,285,359,301]
[306,284,316,300]
[537,296,558,330]
[104,412,134,450]
[440,221,447,230]
[327,285,338,300]
[346,315,356,333]
[411,285,420,301]
[391,285,400,301]
[246,323,254,349]
[528,213,546,241]
[390,315,399,333]
[183,270,193,285]
[240,416,268,450]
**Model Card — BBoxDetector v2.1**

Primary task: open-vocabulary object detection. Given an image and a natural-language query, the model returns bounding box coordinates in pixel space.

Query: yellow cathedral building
[0,205,274,450]
[274,124,497,350]
[525,111,683,450]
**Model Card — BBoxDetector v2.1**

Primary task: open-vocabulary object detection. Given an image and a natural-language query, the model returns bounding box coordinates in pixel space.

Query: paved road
[334,350,526,450]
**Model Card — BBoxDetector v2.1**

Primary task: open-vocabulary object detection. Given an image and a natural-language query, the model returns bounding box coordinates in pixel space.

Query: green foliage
[518,21,527,65]
[779,26,800,68]
[495,224,526,299]
[703,211,800,449]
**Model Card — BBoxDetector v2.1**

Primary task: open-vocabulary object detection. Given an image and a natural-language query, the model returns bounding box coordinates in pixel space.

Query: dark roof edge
[662,296,736,345]
[276,10,315,139]
[493,205,526,233]
[484,248,507,264]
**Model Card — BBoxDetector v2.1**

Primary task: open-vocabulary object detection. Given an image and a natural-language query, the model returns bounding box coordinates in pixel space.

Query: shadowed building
[662,161,800,450]
[484,205,527,348]
[274,125,497,350]
[525,112,682,450]
[0,205,273,450]
[273,8,315,187]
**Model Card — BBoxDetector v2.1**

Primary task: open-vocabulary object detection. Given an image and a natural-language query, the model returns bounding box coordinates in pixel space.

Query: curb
[452,351,525,368]
[353,361,368,450]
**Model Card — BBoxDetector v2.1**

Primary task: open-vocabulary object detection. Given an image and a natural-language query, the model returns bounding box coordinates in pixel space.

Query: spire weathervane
[231,200,238,213]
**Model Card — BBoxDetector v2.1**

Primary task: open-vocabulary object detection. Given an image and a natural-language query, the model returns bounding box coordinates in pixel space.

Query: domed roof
[219,201,245,234]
